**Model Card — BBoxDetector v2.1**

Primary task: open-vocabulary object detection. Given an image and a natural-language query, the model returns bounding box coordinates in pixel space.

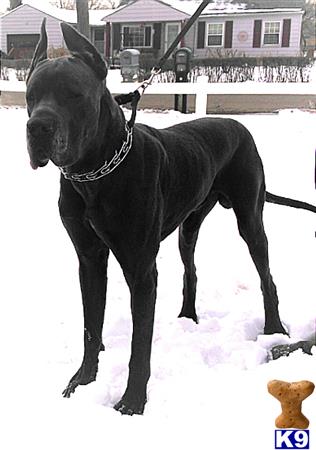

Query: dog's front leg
[114,264,158,415]
[60,215,109,398]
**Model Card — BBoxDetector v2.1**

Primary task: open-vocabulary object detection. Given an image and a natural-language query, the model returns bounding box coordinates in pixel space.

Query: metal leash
[115,0,211,128]
[115,67,162,129]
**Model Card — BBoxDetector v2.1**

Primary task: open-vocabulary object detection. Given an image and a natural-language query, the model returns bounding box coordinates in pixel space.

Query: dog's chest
[85,200,123,248]
[73,183,120,235]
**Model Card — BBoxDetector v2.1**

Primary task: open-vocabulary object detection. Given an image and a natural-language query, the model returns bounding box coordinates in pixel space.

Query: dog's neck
[63,87,128,178]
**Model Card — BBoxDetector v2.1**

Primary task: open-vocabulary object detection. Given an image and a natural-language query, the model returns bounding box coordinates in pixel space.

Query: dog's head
[26,19,108,170]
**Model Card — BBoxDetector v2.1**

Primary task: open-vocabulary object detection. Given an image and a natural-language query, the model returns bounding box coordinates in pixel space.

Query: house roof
[0,2,115,26]
[164,0,246,15]
[165,1,303,16]
[104,0,190,23]
[0,0,304,26]
[104,0,303,23]
[200,8,304,18]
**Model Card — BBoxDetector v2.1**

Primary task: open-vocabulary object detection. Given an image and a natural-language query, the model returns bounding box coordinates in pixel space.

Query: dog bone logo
[268,380,315,429]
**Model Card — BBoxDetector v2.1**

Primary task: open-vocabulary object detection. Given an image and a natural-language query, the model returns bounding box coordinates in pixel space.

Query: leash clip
[125,67,161,129]
[136,67,161,97]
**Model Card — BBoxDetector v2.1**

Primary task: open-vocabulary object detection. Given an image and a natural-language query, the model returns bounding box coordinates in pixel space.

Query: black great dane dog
[26,21,316,415]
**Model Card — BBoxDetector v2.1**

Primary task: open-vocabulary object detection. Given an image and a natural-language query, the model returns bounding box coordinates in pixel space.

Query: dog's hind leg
[231,187,287,335]
[178,195,218,323]
[178,222,200,323]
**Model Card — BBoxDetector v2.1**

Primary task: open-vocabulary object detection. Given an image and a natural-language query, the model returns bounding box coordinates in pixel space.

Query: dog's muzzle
[27,115,59,169]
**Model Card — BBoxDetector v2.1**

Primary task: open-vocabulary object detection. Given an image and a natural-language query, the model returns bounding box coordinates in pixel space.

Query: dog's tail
[266,192,316,213]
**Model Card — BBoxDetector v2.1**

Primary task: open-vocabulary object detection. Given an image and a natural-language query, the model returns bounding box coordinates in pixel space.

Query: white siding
[106,0,189,23]
[193,10,303,58]
[0,4,64,53]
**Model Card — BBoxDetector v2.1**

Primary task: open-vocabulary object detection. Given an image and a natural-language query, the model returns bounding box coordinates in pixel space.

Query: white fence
[0,76,315,114]
[110,77,315,115]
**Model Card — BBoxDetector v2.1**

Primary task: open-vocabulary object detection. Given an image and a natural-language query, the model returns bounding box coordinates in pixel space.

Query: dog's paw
[62,380,79,398]
[62,363,98,398]
[178,310,198,324]
[114,397,146,416]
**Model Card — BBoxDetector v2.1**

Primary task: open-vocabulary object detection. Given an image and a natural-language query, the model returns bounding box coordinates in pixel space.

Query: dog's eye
[26,92,35,104]
[66,90,84,100]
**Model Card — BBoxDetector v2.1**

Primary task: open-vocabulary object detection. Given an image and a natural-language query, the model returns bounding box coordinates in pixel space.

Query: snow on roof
[26,3,77,23]
[88,9,117,26]
[0,2,115,26]
[163,0,246,15]
[0,0,303,24]
[201,8,304,17]
[164,0,302,16]
[104,0,189,23]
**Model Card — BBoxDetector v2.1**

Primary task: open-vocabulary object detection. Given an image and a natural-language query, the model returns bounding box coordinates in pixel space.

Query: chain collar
[59,122,133,182]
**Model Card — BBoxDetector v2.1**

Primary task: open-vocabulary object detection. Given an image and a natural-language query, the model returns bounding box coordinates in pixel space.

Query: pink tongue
[30,160,38,170]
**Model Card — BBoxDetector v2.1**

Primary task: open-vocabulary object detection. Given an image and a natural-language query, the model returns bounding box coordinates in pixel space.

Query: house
[0,0,304,61]
[0,2,113,58]
[103,0,304,59]
[192,7,304,58]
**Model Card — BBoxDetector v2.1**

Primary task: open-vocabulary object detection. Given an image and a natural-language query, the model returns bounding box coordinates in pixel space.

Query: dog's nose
[27,117,56,138]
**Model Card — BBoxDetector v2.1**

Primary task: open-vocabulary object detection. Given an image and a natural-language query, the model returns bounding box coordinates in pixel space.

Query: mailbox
[174,47,192,82]
[174,47,192,113]
[120,49,140,82]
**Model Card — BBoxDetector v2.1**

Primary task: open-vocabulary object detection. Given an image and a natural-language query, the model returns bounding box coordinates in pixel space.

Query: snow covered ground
[0,106,315,450]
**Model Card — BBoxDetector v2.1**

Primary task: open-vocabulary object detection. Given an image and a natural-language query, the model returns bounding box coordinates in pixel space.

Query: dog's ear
[61,22,108,80]
[27,18,48,83]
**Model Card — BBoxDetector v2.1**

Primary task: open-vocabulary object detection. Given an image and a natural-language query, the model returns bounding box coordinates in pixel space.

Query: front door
[165,23,181,53]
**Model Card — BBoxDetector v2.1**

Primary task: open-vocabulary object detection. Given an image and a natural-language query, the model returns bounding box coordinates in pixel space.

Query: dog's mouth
[30,158,49,170]
[28,142,51,170]
[28,130,71,170]
[29,147,75,171]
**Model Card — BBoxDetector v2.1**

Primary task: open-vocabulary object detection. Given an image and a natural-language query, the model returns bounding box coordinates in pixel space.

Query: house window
[263,22,280,45]
[123,25,152,48]
[93,28,104,54]
[207,23,224,47]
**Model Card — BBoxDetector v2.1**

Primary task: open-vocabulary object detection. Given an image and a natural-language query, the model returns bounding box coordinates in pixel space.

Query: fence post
[195,75,208,116]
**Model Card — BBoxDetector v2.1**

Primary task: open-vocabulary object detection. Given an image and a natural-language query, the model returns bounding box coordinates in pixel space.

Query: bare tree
[88,0,120,8]
[49,0,75,9]
[90,0,119,7]
[50,0,120,8]
[76,0,90,37]
[9,0,22,9]
[302,0,316,49]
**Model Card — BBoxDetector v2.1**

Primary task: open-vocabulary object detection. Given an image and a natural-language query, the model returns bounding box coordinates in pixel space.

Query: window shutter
[224,21,233,49]
[180,20,186,47]
[105,22,111,57]
[197,21,205,49]
[153,23,162,50]
[113,23,121,51]
[253,19,262,48]
[282,19,291,47]
[145,26,151,47]
[123,26,129,47]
